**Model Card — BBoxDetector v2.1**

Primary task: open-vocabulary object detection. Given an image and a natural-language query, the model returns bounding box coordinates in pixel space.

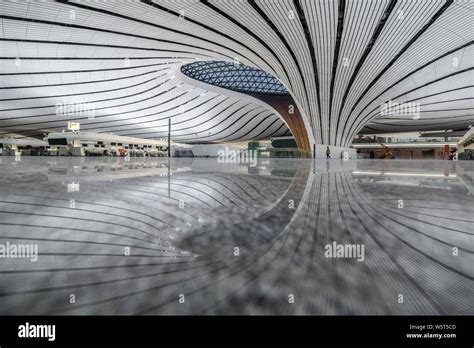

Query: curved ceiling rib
[0,0,471,148]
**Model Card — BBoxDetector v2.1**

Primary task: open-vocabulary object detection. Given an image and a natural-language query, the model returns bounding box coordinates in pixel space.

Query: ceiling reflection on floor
[0,157,472,315]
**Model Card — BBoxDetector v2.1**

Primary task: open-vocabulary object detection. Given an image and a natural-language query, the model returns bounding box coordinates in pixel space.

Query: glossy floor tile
[0,157,472,315]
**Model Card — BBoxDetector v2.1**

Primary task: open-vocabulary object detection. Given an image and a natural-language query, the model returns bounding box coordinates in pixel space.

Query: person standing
[326,146,331,159]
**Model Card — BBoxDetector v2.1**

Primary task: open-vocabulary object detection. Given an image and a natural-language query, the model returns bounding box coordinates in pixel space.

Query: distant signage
[67,183,80,192]
[68,121,80,131]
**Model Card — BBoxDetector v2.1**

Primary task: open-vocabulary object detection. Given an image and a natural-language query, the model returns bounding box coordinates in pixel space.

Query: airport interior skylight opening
[181,61,290,96]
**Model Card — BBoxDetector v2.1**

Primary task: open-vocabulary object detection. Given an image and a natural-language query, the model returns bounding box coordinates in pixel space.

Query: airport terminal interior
[0,0,472,315]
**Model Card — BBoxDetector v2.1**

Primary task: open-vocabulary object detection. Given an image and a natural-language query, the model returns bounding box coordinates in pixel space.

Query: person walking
[326,146,331,159]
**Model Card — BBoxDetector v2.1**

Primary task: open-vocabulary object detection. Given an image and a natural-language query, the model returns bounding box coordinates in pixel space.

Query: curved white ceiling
[0,0,472,147]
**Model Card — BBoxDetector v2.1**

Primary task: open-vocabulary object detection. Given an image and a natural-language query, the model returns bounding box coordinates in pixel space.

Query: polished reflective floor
[0,157,472,315]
